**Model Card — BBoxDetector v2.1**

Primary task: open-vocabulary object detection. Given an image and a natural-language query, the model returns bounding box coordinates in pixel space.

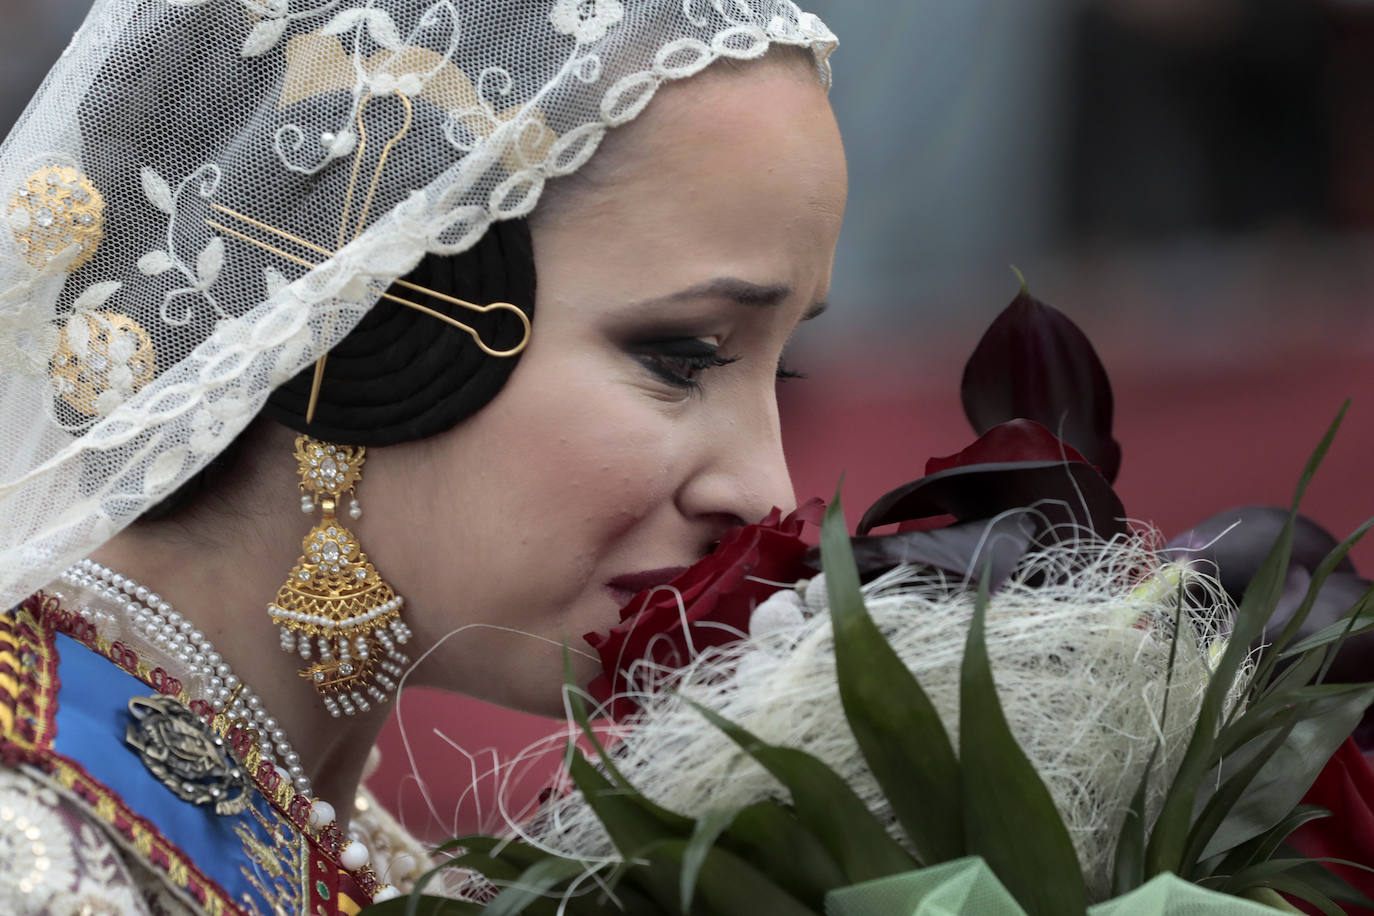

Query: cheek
[439,353,677,607]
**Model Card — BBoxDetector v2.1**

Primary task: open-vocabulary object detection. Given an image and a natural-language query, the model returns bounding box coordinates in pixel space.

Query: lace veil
[0,0,836,606]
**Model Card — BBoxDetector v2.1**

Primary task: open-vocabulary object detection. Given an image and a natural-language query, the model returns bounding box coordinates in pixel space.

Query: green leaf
[1252,872,1346,916]
[1275,853,1374,908]
[680,808,738,913]
[1184,712,1299,872]
[1214,805,1331,880]
[1277,583,1374,661]
[483,858,599,916]
[563,650,694,834]
[690,702,917,884]
[646,838,821,916]
[718,801,847,909]
[1197,684,1374,862]
[1146,402,1348,877]
[567,752,690,912]
[431,835,557,872]
[1261,513,1374,667]
[1116,579,1187,895]
[961,564,1088,916]
[1111,744,1157,896]
[821,491,964,864]
[1315,583,1374,686]
[364,894,484,916]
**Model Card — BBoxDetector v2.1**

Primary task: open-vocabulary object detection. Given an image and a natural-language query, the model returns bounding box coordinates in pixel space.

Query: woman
[0,1,845,913]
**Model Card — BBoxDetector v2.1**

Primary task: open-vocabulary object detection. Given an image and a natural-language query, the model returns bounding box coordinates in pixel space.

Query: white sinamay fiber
[500,534,1249,902]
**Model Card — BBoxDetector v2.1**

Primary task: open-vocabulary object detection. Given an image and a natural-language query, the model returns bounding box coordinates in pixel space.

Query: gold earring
[269,436,411,716]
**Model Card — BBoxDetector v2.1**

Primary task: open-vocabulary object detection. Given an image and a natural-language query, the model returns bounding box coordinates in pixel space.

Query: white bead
[309,799,335,828]
[340,840,370,870]
[373,886,401,902]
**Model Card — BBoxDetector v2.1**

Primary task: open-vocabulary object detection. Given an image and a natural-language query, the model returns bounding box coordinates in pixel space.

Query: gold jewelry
[8,165,105,272]
[269,436,411,717]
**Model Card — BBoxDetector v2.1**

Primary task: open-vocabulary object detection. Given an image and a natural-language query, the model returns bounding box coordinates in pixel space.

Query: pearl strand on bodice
[61,558,312,797]
[55,559,402,901]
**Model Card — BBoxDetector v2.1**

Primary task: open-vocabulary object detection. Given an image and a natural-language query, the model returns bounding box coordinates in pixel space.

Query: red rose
[584,498,824,720]
[1288,738,1374,915]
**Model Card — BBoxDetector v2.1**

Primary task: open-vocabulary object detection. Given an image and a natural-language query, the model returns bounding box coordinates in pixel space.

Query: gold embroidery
[7,166,105,272]
[235,801,307,916]
[50,311,157,416]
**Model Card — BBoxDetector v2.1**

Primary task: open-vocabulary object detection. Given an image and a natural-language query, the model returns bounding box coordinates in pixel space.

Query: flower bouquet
[369,287,1374,916]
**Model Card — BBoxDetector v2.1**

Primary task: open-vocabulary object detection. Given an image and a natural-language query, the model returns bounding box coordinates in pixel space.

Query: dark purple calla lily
[1164,506,1357,598]
[960,288,1122,484]
[858,459,1127,542]
[1167,506,1374,748]
[808,514,1039,588]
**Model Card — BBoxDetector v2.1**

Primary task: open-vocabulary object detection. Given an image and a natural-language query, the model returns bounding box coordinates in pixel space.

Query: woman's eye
[776,359,807,382]
[633,339,737,390]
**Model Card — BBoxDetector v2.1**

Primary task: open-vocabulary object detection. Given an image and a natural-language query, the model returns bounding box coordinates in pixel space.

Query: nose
[675,394,796,530]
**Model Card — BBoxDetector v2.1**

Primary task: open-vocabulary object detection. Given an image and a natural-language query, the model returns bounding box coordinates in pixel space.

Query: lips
[606,566,689,612]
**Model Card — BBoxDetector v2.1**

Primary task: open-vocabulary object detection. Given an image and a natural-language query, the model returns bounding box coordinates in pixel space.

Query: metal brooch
[125,695,251,816]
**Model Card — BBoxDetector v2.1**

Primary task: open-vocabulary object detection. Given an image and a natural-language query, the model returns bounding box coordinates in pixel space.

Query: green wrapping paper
[824,858,1287,916]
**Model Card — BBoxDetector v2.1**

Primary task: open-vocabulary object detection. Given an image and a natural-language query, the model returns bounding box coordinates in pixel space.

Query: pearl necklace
[56,559,402,901]
[62,558,312,796]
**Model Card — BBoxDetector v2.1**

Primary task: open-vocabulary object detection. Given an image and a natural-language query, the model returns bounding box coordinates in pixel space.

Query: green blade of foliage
[1274,852,1374,908]
[646,838,821,916]
[483,858,601,916]
[1258,514,1374,672]
[1197,684,1374,863]
[1112,744,1158,897]
[365,896,484,916]
[1279,591,1374,660]
[562,650,695,835]
[690,702,917,884]
[680,808,738,913]
[1252,872,1346,916]
[961,565,1088,916]
[1214,805,1332,879]
[719,801,847,909]
[820,491,964,864]
[1249,650,1327,720]
[1315,583,1374,686]
[1116,577,1189,895]
[567,751,690,912]
[1146,403,1348,877]
[431,835,558,872]
[1184,713,1299,873]
[407,847,528,912]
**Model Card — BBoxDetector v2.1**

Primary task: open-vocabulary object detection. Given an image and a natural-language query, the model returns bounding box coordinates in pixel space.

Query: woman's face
[367,59,847,714]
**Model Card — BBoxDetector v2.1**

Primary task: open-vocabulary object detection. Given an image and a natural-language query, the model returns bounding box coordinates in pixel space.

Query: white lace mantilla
[0,0,837,606]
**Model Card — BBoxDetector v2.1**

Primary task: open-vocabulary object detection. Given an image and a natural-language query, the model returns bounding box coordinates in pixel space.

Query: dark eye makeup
[632,338,737,390]
[632,338,807,391]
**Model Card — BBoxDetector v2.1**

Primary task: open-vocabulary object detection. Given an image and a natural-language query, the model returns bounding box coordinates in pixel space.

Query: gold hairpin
[203,92,531,422]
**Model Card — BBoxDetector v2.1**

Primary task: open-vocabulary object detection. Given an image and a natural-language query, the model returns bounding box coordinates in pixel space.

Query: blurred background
[4,0,1371,840]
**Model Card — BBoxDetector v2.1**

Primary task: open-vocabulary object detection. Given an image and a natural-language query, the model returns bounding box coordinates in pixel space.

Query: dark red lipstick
[606,566,689,611]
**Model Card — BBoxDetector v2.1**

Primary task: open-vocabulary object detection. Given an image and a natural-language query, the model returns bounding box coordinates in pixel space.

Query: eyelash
[634,340,806,390]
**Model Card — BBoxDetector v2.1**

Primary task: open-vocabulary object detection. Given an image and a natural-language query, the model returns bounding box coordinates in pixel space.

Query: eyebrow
[632,276,829,321]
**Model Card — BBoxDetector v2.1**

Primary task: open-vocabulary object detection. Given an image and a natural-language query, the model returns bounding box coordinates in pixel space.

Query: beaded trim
[2,591,390,911]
